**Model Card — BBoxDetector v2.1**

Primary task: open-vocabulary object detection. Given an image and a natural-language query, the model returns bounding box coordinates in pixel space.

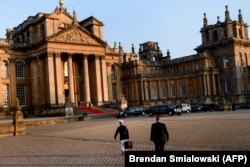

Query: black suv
[193,103,218,112]
[115,106,145,118]
[145,105,175,116]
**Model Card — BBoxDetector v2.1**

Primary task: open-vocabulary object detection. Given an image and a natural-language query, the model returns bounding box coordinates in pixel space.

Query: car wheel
[169,111,173,116]
[124,113,128,118]
[141,111,145,116]
[149,112,153,117]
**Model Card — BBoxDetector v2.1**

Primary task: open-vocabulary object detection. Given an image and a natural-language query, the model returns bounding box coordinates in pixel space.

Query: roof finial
[238,9,244,23]
[203,13,208,27]
[225,5,232,22]
[59,0,64,9]
[131,44,135,54]
[118,42,124,54]
[166,49,171,60]
[217,16,221,24]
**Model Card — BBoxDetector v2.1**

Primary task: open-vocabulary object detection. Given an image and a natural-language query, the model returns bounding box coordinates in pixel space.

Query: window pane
[16,84,26,106]
[16,62,24,78]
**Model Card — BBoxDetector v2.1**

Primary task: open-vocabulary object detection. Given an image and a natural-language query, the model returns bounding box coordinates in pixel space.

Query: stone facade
[0,1,136,117]
[121,6,250,109]
[0,3,250,117]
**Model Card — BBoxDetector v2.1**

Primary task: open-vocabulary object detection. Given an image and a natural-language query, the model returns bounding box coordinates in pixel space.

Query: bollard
[13,98,26,136]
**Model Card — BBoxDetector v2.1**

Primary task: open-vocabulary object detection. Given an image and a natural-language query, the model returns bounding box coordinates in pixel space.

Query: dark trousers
[154,142,165,152]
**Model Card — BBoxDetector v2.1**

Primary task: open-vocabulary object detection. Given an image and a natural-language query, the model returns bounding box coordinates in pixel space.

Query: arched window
[16,61,25,78]
[2,61,8,78]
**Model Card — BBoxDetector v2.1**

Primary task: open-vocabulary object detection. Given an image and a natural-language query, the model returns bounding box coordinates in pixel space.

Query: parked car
[171,105,182,115]
[145,105,176,116]
[180,103,191,113]
[115,106,145,118]
[192,103,218,112]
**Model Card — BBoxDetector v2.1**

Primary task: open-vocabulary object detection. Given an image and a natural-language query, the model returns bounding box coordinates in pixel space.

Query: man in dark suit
[114,120,129,154]
[150,115,169,151]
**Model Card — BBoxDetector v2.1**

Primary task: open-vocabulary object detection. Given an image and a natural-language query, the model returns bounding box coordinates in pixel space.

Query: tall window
[16,84,26,106]
[171,87,176,97]
[16,61,25,78]
[152,88,158,100]
[112,84,117,101]
[180,86,186,97]
[2,84,9,107]
[2,61,8,78]
[162,88,167,98]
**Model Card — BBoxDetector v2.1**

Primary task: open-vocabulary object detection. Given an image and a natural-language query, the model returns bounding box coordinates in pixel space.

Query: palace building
[122,6,250,109]
[0,2,250,117]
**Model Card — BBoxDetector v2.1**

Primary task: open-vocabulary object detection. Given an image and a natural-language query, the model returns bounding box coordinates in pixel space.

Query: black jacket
[114,125,129,140]
[150,122,169,143]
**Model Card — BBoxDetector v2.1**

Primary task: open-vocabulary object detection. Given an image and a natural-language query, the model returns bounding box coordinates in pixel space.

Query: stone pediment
[47,26,106,46]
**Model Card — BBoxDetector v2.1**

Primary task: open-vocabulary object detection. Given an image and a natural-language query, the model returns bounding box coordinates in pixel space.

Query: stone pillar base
[13,122,26,136]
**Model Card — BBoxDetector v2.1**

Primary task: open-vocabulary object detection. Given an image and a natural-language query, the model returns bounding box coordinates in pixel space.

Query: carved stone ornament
[52,28,100,45]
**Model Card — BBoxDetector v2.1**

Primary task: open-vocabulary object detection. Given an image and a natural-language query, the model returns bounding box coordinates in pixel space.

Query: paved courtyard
[0,110,250,166]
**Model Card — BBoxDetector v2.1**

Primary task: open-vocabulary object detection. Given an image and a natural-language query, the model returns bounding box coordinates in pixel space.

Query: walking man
[114,120,129,154]
[150,115,169,151]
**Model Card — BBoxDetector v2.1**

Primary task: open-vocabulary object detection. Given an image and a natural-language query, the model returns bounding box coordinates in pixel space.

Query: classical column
[207,74,211,96]
[157,80,161,100]
[166,80,170,99]
[95,56,103,105]
[101,57,108,102]
[134,81,139,102]
[8,57,17,107]
[148,81,152,100]
[211,74,216,96]
[55,52,64,105]
[144,81,148,100]
[106,63,112,101]
[141,81,144,101]
[47,52,56,105]
[83,56,90,103]
[30,56,39,106]
[203,75,208,96]
[68,54,75,103]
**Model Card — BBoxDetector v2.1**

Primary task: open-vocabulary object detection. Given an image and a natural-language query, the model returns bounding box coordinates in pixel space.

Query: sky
[1,0,250,58]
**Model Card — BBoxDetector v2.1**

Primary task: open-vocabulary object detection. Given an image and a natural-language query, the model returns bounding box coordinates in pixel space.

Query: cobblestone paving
[0,110,250,166]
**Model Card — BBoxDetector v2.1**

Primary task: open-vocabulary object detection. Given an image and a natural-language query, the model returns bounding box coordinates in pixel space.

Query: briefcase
[125,140,133,149]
